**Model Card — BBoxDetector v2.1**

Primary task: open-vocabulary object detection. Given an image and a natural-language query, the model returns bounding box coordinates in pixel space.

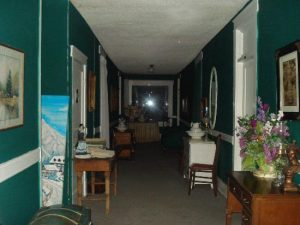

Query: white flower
[277,110,284,120]
[270,113,276,121]
[264,121,272,135]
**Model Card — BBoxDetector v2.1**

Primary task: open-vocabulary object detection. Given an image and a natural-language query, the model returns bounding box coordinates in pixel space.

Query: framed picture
[87,71,96,112]
[276,40,300,120]
[0,44,24,130]
[200,97,208,120]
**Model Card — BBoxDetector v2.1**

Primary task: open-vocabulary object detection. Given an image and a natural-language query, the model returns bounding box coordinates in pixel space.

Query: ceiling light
[148,64,155,73]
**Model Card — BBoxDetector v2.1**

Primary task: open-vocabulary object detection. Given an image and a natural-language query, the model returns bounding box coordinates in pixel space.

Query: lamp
[148,64,155,73]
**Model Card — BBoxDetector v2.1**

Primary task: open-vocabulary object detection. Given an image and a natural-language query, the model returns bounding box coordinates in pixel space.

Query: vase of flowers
[236,97,290,178]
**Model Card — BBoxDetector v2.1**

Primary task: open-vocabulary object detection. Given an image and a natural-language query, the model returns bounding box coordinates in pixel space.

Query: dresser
[128,122,160,143]
[226,171,300,225]
[183,137,215,179]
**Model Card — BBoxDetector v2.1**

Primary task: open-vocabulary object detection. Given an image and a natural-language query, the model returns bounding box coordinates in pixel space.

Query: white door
[233,0,257,170]
[70,45,87,201]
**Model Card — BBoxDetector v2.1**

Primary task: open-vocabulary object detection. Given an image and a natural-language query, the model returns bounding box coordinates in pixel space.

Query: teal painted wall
[202,23,234,135]
[69,3,101,138]
[194,23,234,182]
[180,63,195,123]
[42,1,113,203]
[257,0,300,143]
[0,0,40,224]
[42,0,69,95]
[0,164,39,225]
[192,62,202,122]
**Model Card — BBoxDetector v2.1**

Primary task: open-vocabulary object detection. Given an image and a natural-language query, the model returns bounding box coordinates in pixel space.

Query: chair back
[114,131,132,146]
[213,135,222,167]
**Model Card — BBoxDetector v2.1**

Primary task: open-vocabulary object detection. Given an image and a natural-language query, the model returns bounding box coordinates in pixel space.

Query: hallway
[83,142,240,225]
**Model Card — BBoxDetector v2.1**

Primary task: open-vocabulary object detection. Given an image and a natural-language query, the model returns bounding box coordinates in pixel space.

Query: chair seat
[190,163,214,171]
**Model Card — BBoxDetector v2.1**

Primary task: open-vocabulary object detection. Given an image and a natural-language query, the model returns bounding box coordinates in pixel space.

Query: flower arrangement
[236,97,291,174]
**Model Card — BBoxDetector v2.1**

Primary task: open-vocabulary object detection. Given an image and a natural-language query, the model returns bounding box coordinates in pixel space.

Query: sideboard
[226,171,300,225]
[128,122,160,143]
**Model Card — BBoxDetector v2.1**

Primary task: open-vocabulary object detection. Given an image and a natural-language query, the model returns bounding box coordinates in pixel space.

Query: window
[132,85,168,121]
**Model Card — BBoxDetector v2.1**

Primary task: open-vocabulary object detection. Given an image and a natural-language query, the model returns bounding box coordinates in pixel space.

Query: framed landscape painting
[276,40,300,120]
[0,44,24,130]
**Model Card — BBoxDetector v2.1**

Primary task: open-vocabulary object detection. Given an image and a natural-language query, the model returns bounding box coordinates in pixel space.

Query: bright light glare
[146,99,154,107]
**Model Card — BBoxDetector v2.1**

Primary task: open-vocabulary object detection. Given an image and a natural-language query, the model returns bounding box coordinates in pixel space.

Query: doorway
[70,45,87,201]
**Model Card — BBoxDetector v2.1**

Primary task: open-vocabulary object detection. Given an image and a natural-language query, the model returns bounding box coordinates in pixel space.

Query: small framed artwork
[0,44,24,130]
[200,97,208,120]
[88,71,96,112]
[276,40,300,120]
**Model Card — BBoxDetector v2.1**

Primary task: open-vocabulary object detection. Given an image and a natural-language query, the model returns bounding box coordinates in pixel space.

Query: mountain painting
[41,95,69,206]
[0,45,24,130]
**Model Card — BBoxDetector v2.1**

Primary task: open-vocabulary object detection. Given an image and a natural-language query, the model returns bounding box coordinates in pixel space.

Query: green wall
[69,3,101,138]
[202,23,234,135]
[257,0,300,143]
[0,0,40,224]
[42,1,114,203]
[42,0,69,95]
[197,23,234,182]
[180,63,195,123]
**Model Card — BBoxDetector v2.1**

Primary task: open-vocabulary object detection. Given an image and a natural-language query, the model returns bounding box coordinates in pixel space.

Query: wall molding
[0,148,40,183]
[209,129,234,145]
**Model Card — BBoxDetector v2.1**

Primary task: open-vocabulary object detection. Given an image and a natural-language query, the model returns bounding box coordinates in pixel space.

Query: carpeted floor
[83,142,240,225]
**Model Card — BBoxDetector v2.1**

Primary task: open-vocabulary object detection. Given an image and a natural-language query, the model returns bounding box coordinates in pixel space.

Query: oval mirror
[209,67,218,129]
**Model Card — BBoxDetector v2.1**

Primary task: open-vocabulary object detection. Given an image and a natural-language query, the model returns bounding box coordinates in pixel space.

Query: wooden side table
[128,122,160,143]
[74,157,116,214]
[226,171,300,225]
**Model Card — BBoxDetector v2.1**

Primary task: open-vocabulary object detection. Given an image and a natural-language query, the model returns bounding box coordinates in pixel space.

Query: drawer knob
[243,198,250,204]
[242,215,249,221]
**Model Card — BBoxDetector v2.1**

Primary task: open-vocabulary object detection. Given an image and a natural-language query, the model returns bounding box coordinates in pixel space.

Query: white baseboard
[218,177,228,198]
[0,148,40,183]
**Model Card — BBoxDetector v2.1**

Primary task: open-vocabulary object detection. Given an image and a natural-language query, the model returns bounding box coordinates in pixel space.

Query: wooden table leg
[76,171,83,205]
[104,171,110,214]
[114,163,117,196]
[91,172,95,194]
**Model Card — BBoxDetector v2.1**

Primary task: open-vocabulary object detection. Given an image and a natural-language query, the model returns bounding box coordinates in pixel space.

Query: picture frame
[276,40,300,120]
[87,71,96,112]
[0,44,24,130]
[200,97,208,120]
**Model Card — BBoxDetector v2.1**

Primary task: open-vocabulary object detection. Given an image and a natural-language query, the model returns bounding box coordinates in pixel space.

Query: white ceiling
[71,0,248,75]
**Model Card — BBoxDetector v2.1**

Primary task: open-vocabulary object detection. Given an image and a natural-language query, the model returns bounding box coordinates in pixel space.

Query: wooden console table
[74,157,116,214]
[128,122,160,143]
[226,171,300,225]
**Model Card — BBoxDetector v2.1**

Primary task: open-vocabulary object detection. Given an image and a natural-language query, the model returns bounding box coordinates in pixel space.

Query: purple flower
[262,103,269,112]
[250,119,257,128]
[263,144,278,163]
[240,150,246,158]
[239,137,247,149]
[257,108,266,121]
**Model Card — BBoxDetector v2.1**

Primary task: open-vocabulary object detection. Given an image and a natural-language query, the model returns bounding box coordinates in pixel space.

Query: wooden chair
[188,134,221,196]
[112,130,135,160]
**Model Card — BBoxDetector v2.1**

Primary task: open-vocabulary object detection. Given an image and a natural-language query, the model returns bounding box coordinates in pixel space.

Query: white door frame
[233,0,257,171]
[70,45,87,201]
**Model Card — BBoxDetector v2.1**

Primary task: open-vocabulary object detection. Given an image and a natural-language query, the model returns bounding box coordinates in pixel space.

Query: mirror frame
[209,67,218,129]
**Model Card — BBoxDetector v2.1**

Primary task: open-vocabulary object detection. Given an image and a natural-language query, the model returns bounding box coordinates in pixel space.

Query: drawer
[228,179,242,200]
[229,178,252,211]
[241,210,252,225]
[241,191,252,211]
